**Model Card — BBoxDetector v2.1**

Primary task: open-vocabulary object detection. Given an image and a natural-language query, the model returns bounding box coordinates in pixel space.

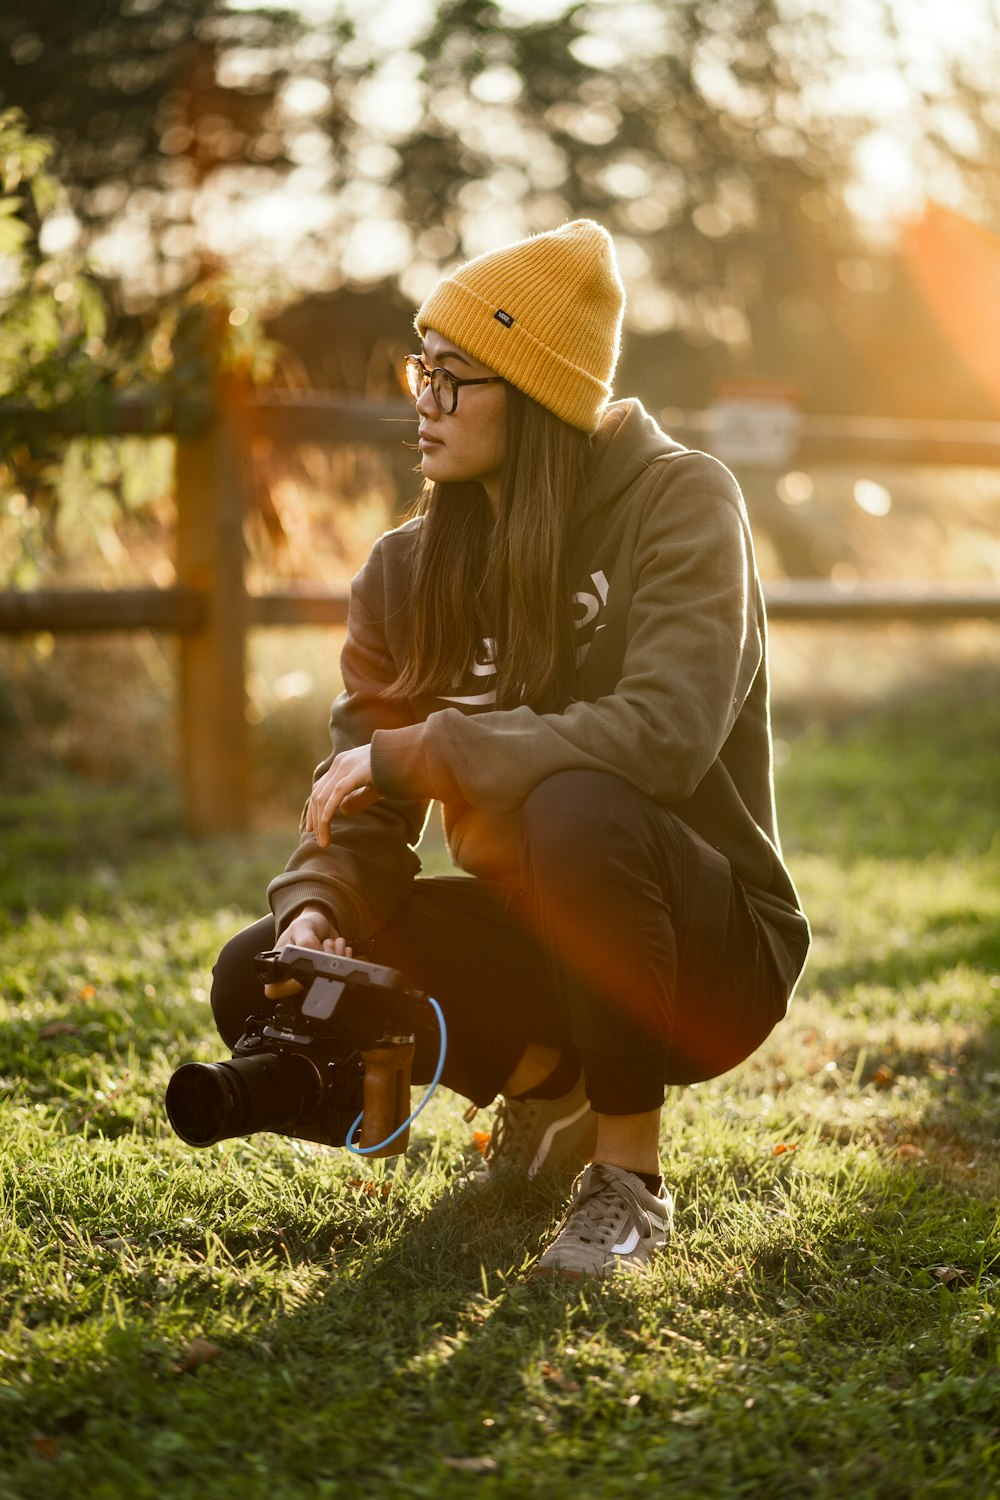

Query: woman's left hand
[306,744,382,846]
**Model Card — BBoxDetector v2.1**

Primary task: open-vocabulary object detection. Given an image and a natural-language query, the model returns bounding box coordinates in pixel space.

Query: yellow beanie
[415,219,626,434]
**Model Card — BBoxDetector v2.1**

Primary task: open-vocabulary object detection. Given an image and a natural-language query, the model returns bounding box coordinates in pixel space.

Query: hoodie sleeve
[369,452,762,813]
[267,538,429,943]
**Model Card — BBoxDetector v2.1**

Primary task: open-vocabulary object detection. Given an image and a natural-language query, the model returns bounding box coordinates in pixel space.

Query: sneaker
[534,1162,673,1279]
[478,1072,598,1178]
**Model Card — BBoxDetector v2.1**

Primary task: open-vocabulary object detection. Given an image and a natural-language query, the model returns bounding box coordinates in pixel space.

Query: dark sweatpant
[211,770,788,1115]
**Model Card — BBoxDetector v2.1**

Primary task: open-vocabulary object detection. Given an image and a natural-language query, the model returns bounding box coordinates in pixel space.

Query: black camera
[165,945,436,1157]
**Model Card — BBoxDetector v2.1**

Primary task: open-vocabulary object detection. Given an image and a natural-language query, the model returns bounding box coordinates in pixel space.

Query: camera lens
[166,1051,322,1146]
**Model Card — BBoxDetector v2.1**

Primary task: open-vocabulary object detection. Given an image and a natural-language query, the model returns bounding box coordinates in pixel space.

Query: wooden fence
[2,384,999,833]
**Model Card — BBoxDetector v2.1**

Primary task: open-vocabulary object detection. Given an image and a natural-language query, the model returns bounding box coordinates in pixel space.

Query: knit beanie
[415,219,625,433]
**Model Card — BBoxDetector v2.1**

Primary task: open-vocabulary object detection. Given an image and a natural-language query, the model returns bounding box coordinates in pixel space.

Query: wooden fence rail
[2,389,999,832]
[2,579,1000,637]
[6,388,1000,461]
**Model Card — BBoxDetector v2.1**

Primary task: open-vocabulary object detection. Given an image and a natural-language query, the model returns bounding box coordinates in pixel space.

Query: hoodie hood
[578,398,689,523]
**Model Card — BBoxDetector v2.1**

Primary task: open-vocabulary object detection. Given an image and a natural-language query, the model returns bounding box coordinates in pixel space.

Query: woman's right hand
[265,907,353,998]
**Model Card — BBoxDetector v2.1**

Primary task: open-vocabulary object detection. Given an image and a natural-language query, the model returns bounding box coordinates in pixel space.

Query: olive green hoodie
[268,399,810,994]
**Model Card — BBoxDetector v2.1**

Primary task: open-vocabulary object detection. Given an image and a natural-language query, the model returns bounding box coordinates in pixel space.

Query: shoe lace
[482,1094,540,1168]
[559,1166,653,1247]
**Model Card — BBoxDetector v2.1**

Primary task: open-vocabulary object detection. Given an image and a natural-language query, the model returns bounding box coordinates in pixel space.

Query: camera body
[165,945,435,1156]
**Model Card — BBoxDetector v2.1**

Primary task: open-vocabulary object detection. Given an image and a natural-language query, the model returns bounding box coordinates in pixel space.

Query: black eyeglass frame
[404,353,505,414]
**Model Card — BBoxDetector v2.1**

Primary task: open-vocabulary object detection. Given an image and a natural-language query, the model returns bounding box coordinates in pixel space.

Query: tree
[2,0,998,416]
[0,1,309,314]
[0,5,874,314]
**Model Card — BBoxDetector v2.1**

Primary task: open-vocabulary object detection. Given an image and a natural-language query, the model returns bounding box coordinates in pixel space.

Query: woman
[212,219,810,1280]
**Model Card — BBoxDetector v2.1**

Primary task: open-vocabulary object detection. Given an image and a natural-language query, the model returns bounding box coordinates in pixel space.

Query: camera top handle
[253,944,438,1051]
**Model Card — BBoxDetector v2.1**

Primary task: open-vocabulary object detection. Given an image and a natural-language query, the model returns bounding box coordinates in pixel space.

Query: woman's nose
[415,379,438,418]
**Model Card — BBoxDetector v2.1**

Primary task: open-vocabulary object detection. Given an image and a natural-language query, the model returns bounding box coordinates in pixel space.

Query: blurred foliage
[0,0,306,299]
[0,108,112,408]
[0,100,280,418]
[401,1,855,335]
[0,0,348,387]
[0,1,998,415]
[0,103,283,586]
[0,3,998,610]
[0,435,176,591]
[0,107,132,586]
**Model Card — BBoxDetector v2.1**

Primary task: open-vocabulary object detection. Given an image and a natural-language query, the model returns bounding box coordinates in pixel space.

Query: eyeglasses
[404,354,504,414]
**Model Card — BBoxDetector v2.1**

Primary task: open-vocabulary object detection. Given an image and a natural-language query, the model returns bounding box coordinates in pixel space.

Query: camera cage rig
[165,945,446,1157]
[252,944,438,1047]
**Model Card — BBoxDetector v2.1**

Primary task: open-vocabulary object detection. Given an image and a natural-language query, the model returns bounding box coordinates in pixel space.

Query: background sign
[710,379,803,467]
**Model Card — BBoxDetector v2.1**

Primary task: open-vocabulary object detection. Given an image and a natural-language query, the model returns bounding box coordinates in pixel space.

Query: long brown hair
[390,384,594,712]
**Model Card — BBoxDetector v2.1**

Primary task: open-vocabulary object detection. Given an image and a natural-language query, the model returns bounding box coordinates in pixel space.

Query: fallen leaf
[540,1361,581,1392]
[346,1178,391,1199]
[40,1022,77,1039]
[621,1392,642,1408]
[932,1265,970,1286]
[896,1143,925,1159]
[79,985,97,1000]
[772,1142,799,1156]
[472,1130,491,1156]
[172,1338,221,1375]
[871,1064,896,1089]
[30,1434,60,1462]
[443,1457,499,1474]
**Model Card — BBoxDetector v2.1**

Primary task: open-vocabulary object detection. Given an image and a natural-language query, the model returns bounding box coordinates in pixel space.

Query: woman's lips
[418,430,443,451]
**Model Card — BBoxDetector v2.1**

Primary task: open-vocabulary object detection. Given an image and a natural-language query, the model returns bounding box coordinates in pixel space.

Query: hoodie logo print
[439,638,499,707]
[439,571,609,707]
[573,569,609,665]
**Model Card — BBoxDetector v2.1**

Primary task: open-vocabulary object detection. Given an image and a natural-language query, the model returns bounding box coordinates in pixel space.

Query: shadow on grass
[4,666,1000,1495]
[5,1106,998,1500]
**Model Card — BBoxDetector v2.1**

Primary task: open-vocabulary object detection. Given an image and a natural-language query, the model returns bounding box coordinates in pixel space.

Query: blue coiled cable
[344,995,447,1157]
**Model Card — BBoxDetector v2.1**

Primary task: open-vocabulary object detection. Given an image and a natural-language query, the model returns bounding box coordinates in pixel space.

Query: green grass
[1,668,998,1499]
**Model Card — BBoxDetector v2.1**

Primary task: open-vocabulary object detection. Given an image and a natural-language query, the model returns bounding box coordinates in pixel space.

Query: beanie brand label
[494,308,515,327]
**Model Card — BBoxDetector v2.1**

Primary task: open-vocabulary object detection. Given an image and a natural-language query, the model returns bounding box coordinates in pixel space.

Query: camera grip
[359,1038,415,1156]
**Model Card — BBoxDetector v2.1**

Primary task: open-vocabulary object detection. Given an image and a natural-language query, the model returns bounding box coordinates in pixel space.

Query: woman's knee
[520,770,664,883]
[210,915,275,1048]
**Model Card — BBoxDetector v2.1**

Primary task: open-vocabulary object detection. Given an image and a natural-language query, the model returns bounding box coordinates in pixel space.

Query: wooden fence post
[174,376,249,834]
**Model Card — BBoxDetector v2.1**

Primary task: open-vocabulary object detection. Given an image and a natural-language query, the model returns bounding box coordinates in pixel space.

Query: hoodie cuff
[267,876,364,944]
[370,723,434,802]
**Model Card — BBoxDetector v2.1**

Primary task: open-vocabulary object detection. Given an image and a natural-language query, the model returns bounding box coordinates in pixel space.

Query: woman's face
[415,328,507,507]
